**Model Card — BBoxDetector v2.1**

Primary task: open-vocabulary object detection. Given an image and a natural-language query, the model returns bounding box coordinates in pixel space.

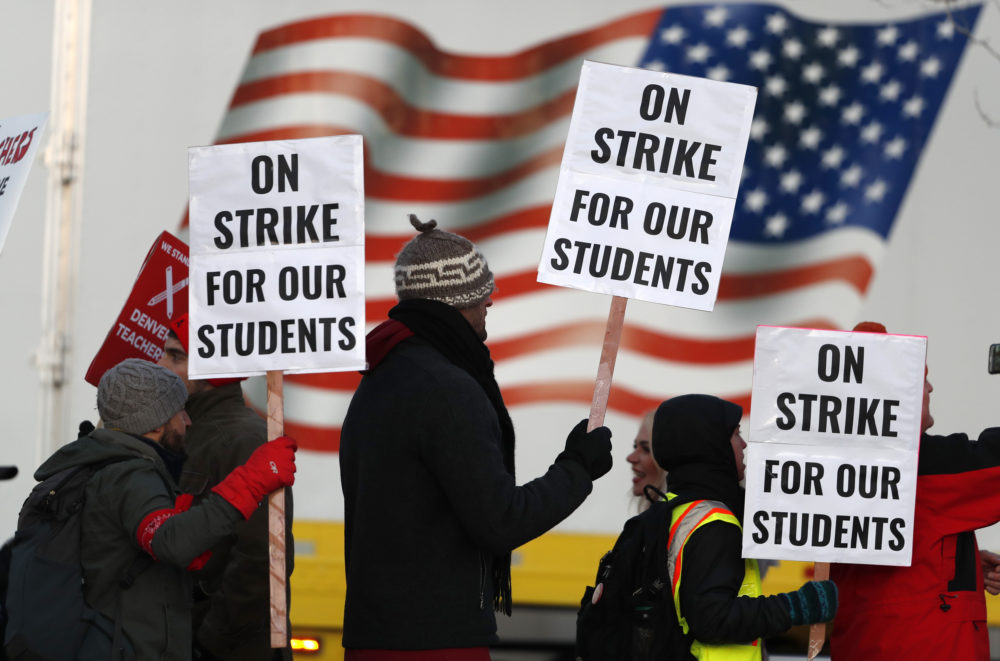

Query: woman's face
[626,417,664,497]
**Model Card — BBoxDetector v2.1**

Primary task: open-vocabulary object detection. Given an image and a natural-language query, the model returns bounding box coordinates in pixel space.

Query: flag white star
[937,19,956,39]
[877,25,899,46]
[861,121,883,144]
[744,188,769,212]
[705,6,729,27]
[750,118,769,141]
[766,13,789,35]
[688,43,713,63]
[838,46,861,67]
[800,126,823,150]
[903,96,925,117]
[921,56,942,78]
[727,26,751,48]
[803,62,825,84]
[817,26,839,47]
[661,25,686,45]
[898,41,920,62]
[826,202,850,225]
[749,48,772,70]
[880,80,902,101]
[819,84,842,106]
[764,213,790,238]
[764,144,788,168]
[645,60,667,72]
[765,75,788,97]
[707,64,730,81]
[802,189,825,214]
[783,38,805,59]
[822,146,845,169]
[780,170,804,193]
[784,101,807,124]
[842,102,864,125]
[841,165,863,187]
[884,137,907,159]
[865,179,888,202]
[861,62,884,84]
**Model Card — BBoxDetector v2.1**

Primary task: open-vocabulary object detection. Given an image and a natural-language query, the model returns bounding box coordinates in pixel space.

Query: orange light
[290,637,321,654]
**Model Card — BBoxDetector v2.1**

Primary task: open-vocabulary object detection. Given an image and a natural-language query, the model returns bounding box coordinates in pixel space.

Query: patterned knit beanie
[394,215,495,309]
[97,358,187,434]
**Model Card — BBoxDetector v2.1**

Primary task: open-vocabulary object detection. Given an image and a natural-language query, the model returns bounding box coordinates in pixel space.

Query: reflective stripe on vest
[667,495,763,661]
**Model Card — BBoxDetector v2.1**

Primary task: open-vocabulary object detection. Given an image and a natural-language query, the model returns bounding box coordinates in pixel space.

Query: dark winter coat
[339,333,594,650]
[35,428,243,661]
[653,395,792,657]
[831,429,1000,660]
[178,382,293,661]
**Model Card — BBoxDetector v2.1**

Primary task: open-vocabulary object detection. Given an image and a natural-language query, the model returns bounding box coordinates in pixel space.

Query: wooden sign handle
[266,370,288,648]
[806,561,831,660]
[588,296,628,431]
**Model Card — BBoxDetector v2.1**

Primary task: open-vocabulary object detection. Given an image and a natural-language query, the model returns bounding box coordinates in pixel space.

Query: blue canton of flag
[640,4,982,242]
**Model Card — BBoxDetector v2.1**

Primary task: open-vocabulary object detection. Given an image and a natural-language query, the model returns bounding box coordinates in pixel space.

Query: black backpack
[1,452,151,661]
[575,489,685,661]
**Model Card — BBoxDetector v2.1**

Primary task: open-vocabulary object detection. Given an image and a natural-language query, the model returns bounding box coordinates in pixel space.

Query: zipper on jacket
[478,553,487,610]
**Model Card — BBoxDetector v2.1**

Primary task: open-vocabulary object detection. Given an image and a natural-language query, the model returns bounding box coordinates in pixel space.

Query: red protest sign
[85,231,189,385]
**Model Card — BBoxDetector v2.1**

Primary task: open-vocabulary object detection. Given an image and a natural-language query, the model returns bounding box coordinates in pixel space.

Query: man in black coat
[339,215,614,659]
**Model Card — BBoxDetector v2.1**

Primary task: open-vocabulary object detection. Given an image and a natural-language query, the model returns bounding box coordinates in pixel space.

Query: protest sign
[187,135,365,379]
[537,60,756,311]
[85,231,189,385]
[743,325,927,566]
[0,112,48,254]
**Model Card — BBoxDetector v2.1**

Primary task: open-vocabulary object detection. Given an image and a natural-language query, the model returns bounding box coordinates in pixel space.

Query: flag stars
[707,64,731,81]
[661,25,686,45]
[705,7,729,27]
[819,84,842,106]
[865,179,888,202]
[688,43,713,63]
[750,117,769,141]
[826,202,850,225]
[841,102,864,125]
[861,121,883,144]
[783,38,805,59]
[765,75,788,96]
[780,170,804,193]
[880,80,903,101]
[877,25,899,46]
[861,61,884,83]
[841,165,863,188]
[803,62,825,84]
[898,40,920,61]
[727,26,752,48]
[749,48,773,70]
[884,136,907,159]
[800,126,823,150]
[766,12,789,35]
[764,213,790,238]
[903,95,925,117]
[744,188,769,213]
[764,144,788,168]
[838,46,861,68]
[784,101,808,124]
[921,56,942,78]
[817,26,840,47]
[822,145,845,169]
[802,189,826,214]
[937,19,956,39]
[645,60,667,72]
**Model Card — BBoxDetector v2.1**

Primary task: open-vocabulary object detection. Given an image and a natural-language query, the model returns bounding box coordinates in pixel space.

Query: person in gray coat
[31,358,296,661]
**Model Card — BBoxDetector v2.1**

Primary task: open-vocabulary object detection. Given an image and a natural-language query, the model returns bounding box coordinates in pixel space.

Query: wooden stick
[807,562,830,660]
[266,370,288,648]
[588,296,628,431]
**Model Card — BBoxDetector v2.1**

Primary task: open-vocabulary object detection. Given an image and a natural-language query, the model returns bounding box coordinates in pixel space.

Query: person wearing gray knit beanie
[97,358,188,436]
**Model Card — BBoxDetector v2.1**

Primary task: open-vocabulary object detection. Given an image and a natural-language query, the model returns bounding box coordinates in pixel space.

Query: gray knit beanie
[97,358,188,435]
[394,215,495,309]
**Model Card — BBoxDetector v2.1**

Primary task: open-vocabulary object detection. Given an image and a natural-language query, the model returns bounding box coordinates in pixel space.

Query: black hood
[652,394,745,518]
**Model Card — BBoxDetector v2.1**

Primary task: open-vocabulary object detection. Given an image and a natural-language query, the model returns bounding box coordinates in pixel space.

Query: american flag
[195,4,979,524]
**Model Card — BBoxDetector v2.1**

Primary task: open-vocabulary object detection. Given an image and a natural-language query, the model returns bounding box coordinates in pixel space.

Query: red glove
[136,493,211,570]
[212,435,297,518]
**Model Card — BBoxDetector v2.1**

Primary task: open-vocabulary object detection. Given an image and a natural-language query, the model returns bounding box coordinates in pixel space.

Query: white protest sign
[0,112,48,254]
[743,325,927,566]
[537,60,756,311]
[188,136,365,378]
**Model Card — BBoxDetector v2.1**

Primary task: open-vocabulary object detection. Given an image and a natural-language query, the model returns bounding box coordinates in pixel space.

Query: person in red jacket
[830,322,1000,660]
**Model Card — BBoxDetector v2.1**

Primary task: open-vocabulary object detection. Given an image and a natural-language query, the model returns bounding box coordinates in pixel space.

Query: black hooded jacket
[653,395,792,653]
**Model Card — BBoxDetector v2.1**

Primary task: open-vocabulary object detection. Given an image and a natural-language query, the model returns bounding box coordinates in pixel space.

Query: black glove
[556,419,613,480]
[780,580,838,625]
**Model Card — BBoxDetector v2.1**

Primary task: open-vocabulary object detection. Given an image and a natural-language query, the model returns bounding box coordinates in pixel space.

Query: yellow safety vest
[667,495,762,661]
